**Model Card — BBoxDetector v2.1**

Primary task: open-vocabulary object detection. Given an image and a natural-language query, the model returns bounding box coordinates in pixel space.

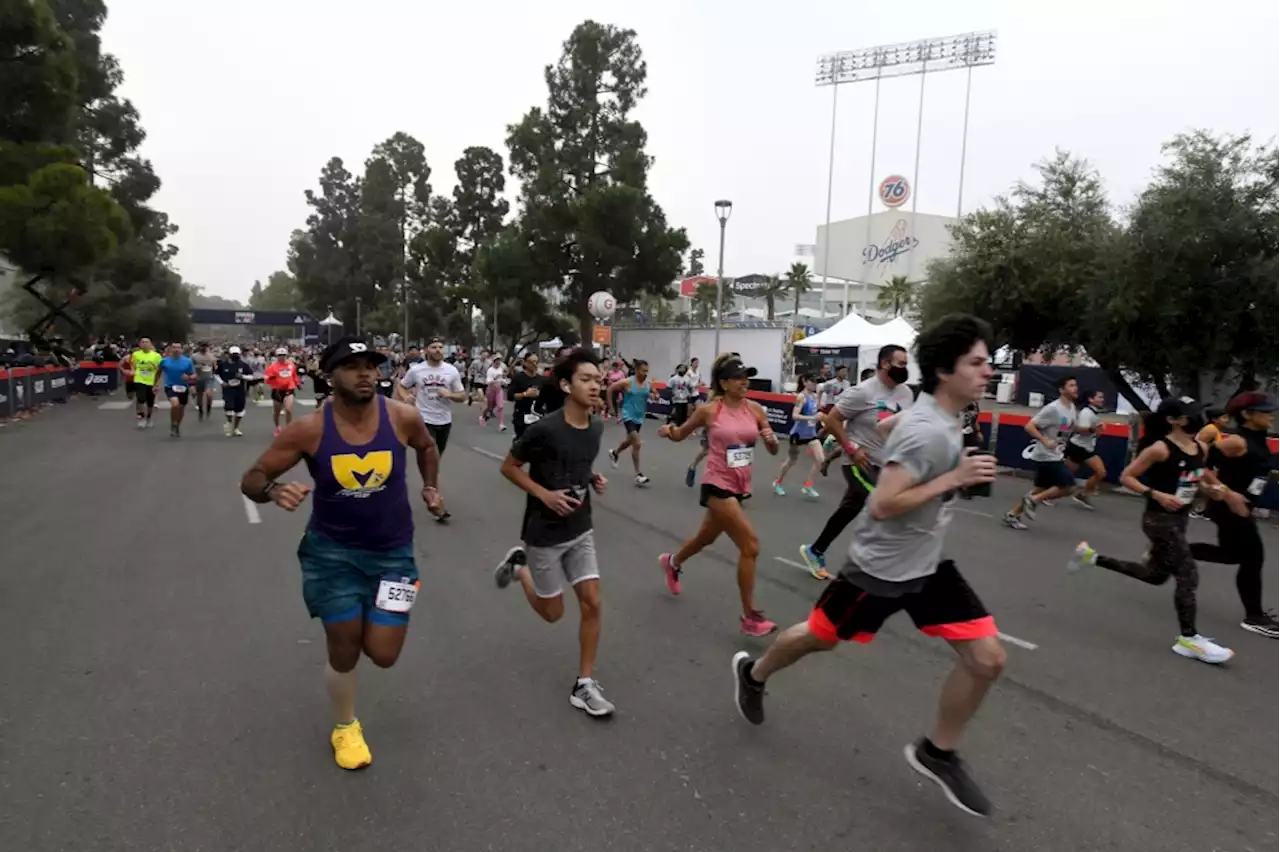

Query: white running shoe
[635,474,650,487]
[1172,634,1234,664]
[1067,541,1096,574]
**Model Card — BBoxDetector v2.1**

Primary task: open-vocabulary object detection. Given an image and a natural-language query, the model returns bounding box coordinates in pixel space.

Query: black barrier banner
[14,370,33,411]
[32,370,53,406]
[0,373,13,418]
[74,365,119,393]
[49,370,69,401]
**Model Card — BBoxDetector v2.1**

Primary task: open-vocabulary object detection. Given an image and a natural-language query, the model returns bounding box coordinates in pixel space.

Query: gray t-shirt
[1029,398,1076,462]
[843,392,962,585]
[192,351,216,376]
[833,375,915,466]
[818,378,850,408]
[1069,406,1099,452]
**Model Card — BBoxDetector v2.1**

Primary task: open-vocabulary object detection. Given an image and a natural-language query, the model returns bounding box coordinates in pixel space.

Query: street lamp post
[356,296,362,337]
[713,199,733,356]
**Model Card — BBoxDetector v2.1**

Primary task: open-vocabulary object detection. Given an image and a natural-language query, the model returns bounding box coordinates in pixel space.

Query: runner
[480,355,508,430]
[1067,397,1236,662]
[1191,392,1279,638]
[509,351,545,441]
[239,337,444,771]
[773,373,823,498]
[657,354,780,636]
[265,347,301,436]
[1064,388,1108,509]
[375,347,396,399]
[217,345,255,436]
[192,342,217,421]
[119,345,135,404]
[158,342,196,437]
[797,345,914,581]
[732,314,1004,817]
[127,338,162,429]
[467,350,486,406]
[816,365,851,475]
[607,359,659,486]
[399,337,465,523]
[667,363,696,428]
[494,348,613,716]
[308,353,331,405]
[1003,376,1080,530]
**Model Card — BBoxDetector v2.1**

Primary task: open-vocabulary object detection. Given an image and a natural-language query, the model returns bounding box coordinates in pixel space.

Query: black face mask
[231,355,241,361]
[887,366,909,384]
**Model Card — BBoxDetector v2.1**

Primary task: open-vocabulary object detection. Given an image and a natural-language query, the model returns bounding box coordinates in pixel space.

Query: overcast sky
[102,0,1279,302]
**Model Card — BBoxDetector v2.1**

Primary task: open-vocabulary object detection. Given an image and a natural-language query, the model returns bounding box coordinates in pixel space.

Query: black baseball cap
[714,357,757,382]
[320,337,387,372]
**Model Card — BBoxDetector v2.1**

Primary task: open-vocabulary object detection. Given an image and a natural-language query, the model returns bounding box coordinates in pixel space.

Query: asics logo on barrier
[84,374,109,385]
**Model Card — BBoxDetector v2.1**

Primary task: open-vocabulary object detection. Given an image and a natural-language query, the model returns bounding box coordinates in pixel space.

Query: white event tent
[795,314,920,381]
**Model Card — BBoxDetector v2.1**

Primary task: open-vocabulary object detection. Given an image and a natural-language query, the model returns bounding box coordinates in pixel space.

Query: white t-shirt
[668,374,695,403]
[486,366,507,386]
[401,361,464,425]
[1069,406,1100,452]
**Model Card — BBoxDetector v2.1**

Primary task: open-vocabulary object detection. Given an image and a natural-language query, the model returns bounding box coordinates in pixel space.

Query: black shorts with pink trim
[808,560,996,644]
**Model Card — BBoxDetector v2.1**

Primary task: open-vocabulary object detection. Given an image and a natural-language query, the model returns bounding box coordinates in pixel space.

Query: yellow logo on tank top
[330,451,392,498]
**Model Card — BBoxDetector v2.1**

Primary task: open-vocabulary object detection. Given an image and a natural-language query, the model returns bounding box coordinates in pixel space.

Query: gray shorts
[526,531,600,598]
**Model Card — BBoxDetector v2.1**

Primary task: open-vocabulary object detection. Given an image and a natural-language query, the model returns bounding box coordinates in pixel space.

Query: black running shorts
[808,561,996,644]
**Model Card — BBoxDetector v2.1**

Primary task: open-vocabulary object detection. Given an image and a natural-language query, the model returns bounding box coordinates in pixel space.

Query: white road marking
[771,557,1039,650]
[952,505,994,518]
[470,446,506,462]
[242,496,262,524]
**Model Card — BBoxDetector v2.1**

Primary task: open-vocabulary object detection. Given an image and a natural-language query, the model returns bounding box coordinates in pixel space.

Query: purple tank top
[305,396,413,550]
[702,400,760,495]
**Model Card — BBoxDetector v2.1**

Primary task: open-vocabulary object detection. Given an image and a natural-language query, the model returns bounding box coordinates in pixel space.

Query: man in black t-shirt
[510,351,544,440]
[494,348,613,717]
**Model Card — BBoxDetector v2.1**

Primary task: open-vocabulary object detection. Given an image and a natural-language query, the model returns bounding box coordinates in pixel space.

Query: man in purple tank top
[240,337,445,771]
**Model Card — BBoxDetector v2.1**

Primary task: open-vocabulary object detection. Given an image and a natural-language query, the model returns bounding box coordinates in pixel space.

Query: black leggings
[1095,510,1199,636]
[1189,503,1266,619]
[811,465,875,555]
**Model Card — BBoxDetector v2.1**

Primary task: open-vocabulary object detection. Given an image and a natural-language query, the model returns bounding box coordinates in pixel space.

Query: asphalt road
[1,396,1276,852]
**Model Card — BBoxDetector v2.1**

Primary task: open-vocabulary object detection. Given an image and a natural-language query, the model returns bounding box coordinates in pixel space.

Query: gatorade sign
[878,175,911,209]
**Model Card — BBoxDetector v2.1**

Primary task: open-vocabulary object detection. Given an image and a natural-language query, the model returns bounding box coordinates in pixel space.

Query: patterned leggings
[1095,510,1199,636]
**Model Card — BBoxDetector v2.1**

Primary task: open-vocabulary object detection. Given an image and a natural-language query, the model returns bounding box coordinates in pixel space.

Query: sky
[101,0,1280,303]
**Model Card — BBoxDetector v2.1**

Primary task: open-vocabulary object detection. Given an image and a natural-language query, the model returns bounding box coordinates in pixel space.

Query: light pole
[355,296,362,337]
[713,199,733,356]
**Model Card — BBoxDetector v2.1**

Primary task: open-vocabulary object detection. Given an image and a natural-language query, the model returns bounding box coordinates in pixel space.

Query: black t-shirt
[511,370,543,418]
[511,409,603,547]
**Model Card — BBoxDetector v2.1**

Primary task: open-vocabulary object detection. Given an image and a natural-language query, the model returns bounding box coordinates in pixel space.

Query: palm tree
[877,275,915,317]
[785,262,813,319]
[694,281,734,323]
[758,274,788,320]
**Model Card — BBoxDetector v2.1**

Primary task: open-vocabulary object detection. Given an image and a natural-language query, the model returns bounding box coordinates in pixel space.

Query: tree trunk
[766,295,774,321]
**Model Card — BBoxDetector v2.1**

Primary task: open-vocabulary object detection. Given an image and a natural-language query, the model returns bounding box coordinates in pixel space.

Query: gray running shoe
[493,545,526,589]
[1002,513,1028,530]
[570,678,615,717]
[1021,493,1038,519]
[904,738,992,817]
[1071,493,1095,510]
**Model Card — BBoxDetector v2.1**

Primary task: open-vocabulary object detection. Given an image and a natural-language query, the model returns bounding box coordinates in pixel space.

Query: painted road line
[952,505,994,518]
[242,496,262,525]
[471,446,506,462]
[771,556,1038,650]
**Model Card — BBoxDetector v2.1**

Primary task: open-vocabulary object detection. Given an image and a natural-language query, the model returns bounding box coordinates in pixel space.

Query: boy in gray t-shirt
[1003,376,1080,529]
[733,314,1006,819]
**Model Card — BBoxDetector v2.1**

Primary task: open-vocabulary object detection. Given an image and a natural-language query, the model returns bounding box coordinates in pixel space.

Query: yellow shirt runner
[131,350,162,385]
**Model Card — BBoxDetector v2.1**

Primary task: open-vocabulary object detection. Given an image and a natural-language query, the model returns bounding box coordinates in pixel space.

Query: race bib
[726,444,753,469]
[1174,484,1198,504]
[375,578,418,613]
[524,412,541,425]
[225,379,241,387]
[279,370,291,378]
[425,387,440,399]
[171,385,187,394]
[1247,477,1267,496]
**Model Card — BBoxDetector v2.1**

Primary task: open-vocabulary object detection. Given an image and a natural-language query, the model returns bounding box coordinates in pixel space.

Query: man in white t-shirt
[400,338,466,523]
[399,338,466,454]
[1003,376,1080,530]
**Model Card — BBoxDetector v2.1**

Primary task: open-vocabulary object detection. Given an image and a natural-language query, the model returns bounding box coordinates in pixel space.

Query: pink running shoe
[273,426,282,437]
[659,553,682,595]
[740,611,777,637]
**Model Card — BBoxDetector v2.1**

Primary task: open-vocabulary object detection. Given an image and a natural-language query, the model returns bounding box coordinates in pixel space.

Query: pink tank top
[702,400,760,495]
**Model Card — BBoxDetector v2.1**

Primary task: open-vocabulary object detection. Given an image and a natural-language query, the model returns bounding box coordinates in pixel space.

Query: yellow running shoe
[331,719,372,770]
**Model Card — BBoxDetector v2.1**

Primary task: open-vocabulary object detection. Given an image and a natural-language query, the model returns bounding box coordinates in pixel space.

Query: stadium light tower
[815,31,997,312]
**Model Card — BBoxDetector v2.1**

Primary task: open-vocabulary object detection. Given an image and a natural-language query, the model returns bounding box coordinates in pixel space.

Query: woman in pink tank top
[656,354,781,636]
